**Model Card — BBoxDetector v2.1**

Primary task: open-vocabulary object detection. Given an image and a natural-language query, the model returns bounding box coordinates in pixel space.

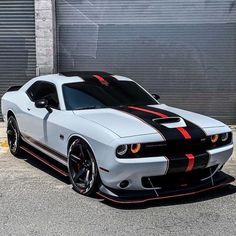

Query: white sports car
[1,71,234,203]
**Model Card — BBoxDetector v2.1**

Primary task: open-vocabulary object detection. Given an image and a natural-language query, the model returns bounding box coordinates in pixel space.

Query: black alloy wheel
[7,116,22,156]
[68,139,99,196]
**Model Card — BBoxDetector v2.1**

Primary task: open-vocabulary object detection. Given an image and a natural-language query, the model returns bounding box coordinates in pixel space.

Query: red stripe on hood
[128,106,168,118]
[128,106,191,139]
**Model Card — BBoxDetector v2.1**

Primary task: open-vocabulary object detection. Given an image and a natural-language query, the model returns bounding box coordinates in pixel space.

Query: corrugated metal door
[0,0,36,118]
[56,0,236,124]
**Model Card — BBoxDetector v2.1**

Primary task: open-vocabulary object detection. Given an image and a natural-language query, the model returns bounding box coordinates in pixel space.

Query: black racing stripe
[166,155,189,174]
[76,72,118,85]
[136,106,210,171]
[140,105,207,141]
[116,106,185,142]
[115,106,190,173]
[192,152,209,170]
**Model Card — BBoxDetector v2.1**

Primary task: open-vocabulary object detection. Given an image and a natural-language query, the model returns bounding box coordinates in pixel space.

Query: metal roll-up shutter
[0,0,36,119]
[56,1,236,124]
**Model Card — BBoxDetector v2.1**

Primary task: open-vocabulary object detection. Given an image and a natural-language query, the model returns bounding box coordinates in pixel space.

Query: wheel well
[67,136,87,153]
[67,136,93,155]
[7,110,15,120]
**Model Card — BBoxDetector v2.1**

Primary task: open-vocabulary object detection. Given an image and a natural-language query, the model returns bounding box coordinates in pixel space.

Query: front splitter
[96,171,235,204]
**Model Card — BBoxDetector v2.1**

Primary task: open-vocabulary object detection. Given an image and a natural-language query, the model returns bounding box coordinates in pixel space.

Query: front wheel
[7,116,22,156]
[68,139,99,196]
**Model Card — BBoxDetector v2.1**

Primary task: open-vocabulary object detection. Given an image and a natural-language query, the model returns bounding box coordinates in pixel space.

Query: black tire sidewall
[7,116,21,156]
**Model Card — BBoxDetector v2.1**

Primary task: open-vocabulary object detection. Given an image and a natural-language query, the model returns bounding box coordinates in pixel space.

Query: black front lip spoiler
[96,171,235,204]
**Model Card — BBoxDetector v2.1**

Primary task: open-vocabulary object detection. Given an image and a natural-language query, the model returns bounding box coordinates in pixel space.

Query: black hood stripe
[116,106,191,142]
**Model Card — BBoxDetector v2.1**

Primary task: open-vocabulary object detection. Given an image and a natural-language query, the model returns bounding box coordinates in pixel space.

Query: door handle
[27,108,31,111]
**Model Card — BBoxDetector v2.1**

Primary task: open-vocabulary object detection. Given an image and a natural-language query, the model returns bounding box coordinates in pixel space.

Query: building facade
[0,0,236,123]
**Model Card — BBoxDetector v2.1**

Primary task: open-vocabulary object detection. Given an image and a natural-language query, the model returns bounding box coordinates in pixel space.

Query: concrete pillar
[35,0,56,76]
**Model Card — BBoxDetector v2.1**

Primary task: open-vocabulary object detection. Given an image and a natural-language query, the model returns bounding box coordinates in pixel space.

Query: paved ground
[1,124,236,235]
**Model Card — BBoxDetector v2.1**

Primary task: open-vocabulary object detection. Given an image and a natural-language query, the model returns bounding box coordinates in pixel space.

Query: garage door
[56,0,236,124]
[0,0,36,119]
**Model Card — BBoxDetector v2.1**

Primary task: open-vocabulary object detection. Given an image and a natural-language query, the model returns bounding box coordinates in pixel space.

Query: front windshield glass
[62,81,158,110]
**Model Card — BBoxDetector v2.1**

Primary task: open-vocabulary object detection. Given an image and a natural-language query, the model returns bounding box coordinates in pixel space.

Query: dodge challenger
[1,71,234,203]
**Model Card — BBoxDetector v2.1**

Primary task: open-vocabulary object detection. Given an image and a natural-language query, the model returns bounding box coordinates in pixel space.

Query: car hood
[73,104,227,138]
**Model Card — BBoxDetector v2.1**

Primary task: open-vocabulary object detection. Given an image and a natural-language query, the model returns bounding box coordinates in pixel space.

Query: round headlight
[131,144,141,154]
[221,133,229,142]
[116,145,128,156]
[211,134,219,143]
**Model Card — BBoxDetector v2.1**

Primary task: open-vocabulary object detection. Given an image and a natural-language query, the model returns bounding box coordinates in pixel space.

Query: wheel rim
[69,141,96,194]
[7,118,18,153]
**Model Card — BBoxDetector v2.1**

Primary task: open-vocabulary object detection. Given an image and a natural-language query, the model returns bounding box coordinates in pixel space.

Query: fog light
[221,133,229,142]
[131,143,141,154]
[120,180,129,188]
[116,145,128,156]
[211,134,219,143]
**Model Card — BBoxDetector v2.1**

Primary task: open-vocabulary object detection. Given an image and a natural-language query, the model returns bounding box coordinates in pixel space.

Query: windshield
[62,81,158,110]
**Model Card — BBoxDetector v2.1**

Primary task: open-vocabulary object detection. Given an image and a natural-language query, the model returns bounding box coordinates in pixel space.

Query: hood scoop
[152,117,187,128]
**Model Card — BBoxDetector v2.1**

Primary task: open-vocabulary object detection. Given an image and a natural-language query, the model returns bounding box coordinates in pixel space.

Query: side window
[26,81,41,101]
[26,81,60,109]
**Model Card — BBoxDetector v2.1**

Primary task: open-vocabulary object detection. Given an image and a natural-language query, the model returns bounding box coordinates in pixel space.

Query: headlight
[221,133,229,142]
[211,134,219,144]
[116,143,142,157]
[116,145,128,156]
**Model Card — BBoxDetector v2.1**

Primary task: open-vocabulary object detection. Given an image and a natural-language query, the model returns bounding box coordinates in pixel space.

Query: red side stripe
[128,106,168,118]
[177,127,191,140]
[185,154,195,172]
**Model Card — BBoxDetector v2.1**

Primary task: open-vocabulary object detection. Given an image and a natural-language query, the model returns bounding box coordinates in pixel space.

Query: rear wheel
[7,116,22,156]
[68,139,99,196]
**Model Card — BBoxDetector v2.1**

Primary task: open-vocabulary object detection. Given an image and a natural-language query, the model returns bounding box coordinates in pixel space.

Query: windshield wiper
[75,106,98,110]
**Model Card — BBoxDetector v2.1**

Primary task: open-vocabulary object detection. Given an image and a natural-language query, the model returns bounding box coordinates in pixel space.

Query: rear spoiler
[7,85,22,92]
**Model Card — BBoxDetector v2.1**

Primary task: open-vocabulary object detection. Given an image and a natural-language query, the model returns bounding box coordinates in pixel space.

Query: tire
[68,139,99,196]
[7,116,22,156]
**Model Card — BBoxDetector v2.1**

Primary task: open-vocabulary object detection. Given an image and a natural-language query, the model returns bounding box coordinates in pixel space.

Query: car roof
[30,72,133,87]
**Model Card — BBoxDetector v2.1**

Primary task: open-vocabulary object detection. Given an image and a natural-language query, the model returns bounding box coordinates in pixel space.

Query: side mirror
[35,99,52,113]
[152,94,160,100]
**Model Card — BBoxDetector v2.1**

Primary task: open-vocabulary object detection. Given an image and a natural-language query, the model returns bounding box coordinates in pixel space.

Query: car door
[21,81,60,147]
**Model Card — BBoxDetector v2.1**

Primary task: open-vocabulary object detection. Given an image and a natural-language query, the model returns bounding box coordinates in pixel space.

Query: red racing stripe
[185,154,195,172]
[93,74,109,86]
[128,106,168,118]
[177,127,191,139]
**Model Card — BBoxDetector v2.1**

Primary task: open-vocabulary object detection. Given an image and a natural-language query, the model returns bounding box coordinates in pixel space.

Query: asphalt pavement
[0,123,236,236]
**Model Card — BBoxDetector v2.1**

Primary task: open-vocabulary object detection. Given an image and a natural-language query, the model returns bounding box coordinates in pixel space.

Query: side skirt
[19,142,68,177]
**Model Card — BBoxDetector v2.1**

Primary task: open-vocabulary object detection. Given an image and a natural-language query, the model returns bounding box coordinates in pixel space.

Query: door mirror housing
[35,99,52,113]
[152,94,160,100]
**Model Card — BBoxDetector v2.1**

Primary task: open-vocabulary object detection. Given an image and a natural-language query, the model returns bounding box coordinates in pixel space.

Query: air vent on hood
[152,117,181,124]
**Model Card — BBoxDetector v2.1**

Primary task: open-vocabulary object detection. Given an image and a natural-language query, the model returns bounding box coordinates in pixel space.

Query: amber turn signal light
[131,144,141,154]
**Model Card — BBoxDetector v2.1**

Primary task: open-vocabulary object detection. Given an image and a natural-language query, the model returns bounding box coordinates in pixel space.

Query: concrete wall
[35,0,56,75]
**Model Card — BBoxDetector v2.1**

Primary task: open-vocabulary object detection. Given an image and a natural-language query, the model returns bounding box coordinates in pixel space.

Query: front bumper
[97,171,235,204]
[99,143,233,190]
